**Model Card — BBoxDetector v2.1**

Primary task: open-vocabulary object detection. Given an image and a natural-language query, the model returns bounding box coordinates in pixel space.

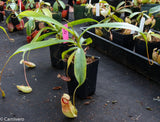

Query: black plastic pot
[67,55,100,98]
[0,6,3,11]
[141,4,160,31]
[52,12,62,22]
[11,14,20,26]
[111,29,134,50]
[135,38,160,59]
[74,4,85,20]
[49,43,72,69]
[81,27,160,84]
[4,9,12,19]
[0,13,3,22]
[87,0,99,4]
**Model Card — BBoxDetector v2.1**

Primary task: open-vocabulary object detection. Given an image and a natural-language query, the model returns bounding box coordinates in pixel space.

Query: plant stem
[23,63,30,87]
[0,57,11,88]
[22,52,30,87]
[73,85,79,106]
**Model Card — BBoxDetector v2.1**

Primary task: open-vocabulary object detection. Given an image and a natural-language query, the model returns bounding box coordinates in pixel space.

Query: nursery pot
[135,29,160,59]
[11,13,20,26]
[74,4,85,20]
[67,55,100,98]
[0,13,3,22]
[4,9,12,19]
[52,12,62,22]
[135,38,160,59]
[141,4,160,31]
[0,6,3,11]
[87,0,99,4]
[49,43,72,69]
[111,29,134,50]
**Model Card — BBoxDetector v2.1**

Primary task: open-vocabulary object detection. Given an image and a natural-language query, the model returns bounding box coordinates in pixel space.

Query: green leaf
[12,39,75,57]
[118,8,132,14]
[42,8,52,18]
[53,1,59,11]
[25,4,30,10]
[10,3,18,11]
[59,0,66,9]
[143,13,150,19]
[116,1,125,10]
[66,51,76,75]
[151,33,160,39]
[68,18,98,27]
[79,22,143,40]
[26,18,35,36]
[31,27,56,42]
[18,10,74,35]
[149,5,160,14]
[0,26,14,41]
[110,5,115,11]
[129,12,141,19]
[74,48,86,86]
[36,32,57,42]
[6,14,12,24]
[62,47,77,60]
[80,37,92,45]
[112,15,124,22]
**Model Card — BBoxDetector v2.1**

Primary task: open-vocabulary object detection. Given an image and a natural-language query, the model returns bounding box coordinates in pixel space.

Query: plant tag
[19,1,21,12]
[62,24,69,41]
[139,17,145,32]
[96,3,100,16]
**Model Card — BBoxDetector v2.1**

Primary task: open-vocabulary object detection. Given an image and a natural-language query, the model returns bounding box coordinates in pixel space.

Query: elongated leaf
[118,8,132,14]
[36,32,57,42]
[112,15,124,22]
[12,39,75,57]
[62,47,77,60]
[42,8,52,18]
[31,27,56,42]
[18,10,74,35]
[10,3,18,11]
[67,51,76,75]
[151,33,160,39]
[80,37,92,45]
[59,0,66,9]
[26,18,35,36]
[79,22,143,40]
[129,12,141,19]
[74,48,86,86]
[0,26,14,41]
[110,5,115,11]
[143,13,150,19]
[6,14,12,24]
[68,18,98,27]
[116,1,125,10]
[53,1,59,11]
[149,5,160,14]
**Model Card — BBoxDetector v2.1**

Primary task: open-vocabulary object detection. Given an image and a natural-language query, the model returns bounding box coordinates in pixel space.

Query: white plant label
[19,1,21,12]
[96,3,100,16]
[139,17,145,32]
